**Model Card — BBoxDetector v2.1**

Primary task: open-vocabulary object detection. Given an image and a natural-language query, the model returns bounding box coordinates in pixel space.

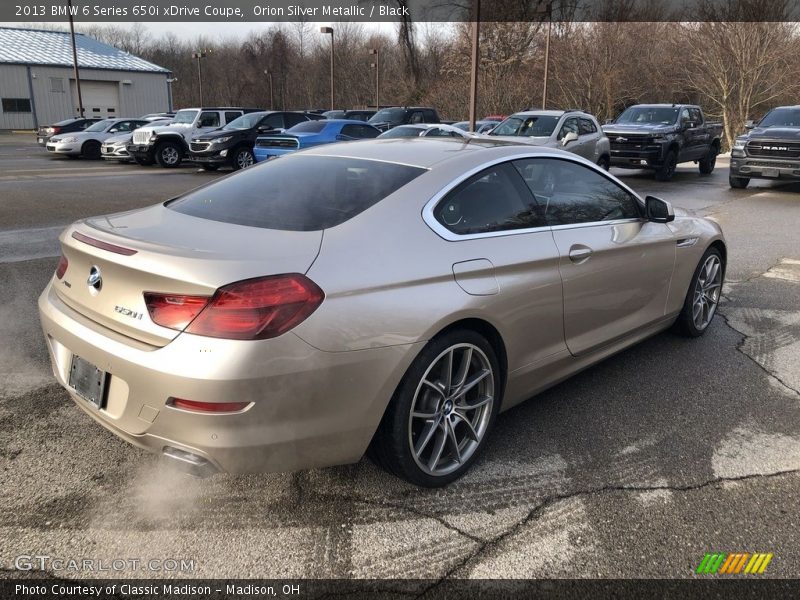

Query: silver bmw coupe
[39,138,726,487]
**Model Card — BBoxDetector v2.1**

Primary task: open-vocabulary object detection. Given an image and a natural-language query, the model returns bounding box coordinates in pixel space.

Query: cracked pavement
[1,139,799,579]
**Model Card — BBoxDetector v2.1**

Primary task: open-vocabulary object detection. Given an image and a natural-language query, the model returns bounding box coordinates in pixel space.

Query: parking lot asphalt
[1,133,799,580]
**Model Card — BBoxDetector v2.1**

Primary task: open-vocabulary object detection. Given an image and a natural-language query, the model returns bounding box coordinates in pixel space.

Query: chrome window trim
[422,151,645,242]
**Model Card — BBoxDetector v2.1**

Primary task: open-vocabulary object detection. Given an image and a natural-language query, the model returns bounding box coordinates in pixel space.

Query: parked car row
[37,102,800,187]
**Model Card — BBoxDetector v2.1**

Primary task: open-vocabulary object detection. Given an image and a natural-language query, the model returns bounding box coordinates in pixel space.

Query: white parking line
[0,225,64,263]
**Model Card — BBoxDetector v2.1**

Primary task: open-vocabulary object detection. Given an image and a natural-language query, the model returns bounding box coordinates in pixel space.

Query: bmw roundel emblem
[87,266,103,291]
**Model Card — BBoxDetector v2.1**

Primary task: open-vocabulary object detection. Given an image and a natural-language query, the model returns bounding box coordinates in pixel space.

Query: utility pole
[369,48,380,109]
[542,2,553,110]
[468,0,481,132]
[320,27,335,110]
[67,0,84,117]
[192,51,208,106]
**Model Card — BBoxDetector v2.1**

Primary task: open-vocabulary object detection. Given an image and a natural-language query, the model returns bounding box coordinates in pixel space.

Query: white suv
[128,107,261,167]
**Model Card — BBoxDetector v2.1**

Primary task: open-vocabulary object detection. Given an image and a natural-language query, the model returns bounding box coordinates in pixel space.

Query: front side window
[198,112,220,128]
[434,163,546,235]
[85,119,114,132]
[513,158,642,226]
[489,115,560,137]
[369,108,405,126]
[558,117,579,140]
[284,113,308,128]
[169,156,425,231]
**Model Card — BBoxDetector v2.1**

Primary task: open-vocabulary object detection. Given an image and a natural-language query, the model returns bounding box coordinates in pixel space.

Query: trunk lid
[55,205,323,346]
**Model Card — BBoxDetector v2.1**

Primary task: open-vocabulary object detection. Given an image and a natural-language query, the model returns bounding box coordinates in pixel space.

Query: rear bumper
[38,281,420,474]
[253,147,295,162]
[730,156,800,181]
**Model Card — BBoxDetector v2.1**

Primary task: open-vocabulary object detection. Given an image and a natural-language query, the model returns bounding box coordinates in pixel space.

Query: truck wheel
[729,175,750,189]
[699,145,718,175]
[134,156,154,166]
[81,141,101,160]
[597,155,610,171]
[655,150,678,181]
[155,141,183,168]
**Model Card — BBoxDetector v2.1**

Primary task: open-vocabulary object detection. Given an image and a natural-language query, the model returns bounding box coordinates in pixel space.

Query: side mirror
[561,131,579,146]
[108,128,118,133]
[604,118,614,125]
[646,195,675,223]
[257,126,273,133]
[745,120,755,130]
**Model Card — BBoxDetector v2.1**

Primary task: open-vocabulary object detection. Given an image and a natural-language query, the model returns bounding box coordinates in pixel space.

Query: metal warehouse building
[0,27,171,130]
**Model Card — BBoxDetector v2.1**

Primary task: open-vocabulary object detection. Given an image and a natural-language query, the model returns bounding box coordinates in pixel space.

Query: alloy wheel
[692,254,722,330]
[161,146,179,165]
[236,150,254,169]
[408,343,494,477]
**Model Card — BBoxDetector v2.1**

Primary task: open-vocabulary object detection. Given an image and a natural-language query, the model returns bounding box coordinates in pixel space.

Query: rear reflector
[168,397,250,413]
[185,274,324,340]
[143,293,210,331]
[55,255,68,279]
[72,231,138,256]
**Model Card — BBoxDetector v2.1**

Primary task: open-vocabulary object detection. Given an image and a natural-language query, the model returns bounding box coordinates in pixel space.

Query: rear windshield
[378,126,424,138]
[168,155,426,231]
[287,121,327,133]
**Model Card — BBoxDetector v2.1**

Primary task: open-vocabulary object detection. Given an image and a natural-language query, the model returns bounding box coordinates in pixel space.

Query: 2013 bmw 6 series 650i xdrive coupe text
[39,138,726,487]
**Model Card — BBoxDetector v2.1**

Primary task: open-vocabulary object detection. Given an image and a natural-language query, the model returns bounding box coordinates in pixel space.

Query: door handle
[569,246,593,263]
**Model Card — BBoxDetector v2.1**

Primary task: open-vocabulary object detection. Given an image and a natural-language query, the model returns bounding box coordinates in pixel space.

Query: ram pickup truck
[603,104,723,181]
[127,107,261,168]
[729,105,800,188]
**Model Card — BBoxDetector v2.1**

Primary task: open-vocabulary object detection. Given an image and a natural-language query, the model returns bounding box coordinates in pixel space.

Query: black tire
[597,155,610,171]
[154,141,183,168]
[81,140,101,160]
[655,150,678,181]
[134,156,154,166]
[699,144,718,175]
[231,147,255,171]
[199,165,219,172]
[672,247,725,338]
[371,329,502,487]
[729,175,750,189]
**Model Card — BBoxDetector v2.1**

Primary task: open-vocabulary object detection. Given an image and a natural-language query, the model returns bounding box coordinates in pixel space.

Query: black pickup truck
[602,104,723,181]
[367,107,440,131]
[729,105,800,188]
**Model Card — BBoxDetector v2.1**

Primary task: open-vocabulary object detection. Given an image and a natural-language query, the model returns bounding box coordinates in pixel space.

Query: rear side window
[434,163,546,235]
[168,156,426,231]
[288,121,327,133]
[225,111,242,124]
[579,118,597,135]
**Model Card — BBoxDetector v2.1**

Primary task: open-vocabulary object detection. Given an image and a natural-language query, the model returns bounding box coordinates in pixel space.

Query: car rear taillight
[186,274,324,340]
[55,255,68,279]
[143,293,210,331]
[167,397,250,413]
[50,127,60,134]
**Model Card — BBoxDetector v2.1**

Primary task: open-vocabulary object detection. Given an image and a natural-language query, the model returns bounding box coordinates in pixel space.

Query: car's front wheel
[673,247,724,337]
[372,329,501,487]
[655,150,678,181]
[232,147,255,170]
[729,175,750,189]
[81,140,101,160]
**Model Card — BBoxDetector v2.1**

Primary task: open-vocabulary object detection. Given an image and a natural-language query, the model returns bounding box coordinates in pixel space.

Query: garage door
[71,80,119,119]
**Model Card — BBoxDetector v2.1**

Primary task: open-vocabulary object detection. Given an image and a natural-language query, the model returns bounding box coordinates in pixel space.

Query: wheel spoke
[707,260,720,284]
[456,394,492,412]
[452,347,472,392]
[414,416,441,455]
[426,422,447,471]
[421,378,446,398]
[451,369,490,400]
[441,350,454,393]
[445,419,462,464]
[453,412,480,442]
[412,409,438,420]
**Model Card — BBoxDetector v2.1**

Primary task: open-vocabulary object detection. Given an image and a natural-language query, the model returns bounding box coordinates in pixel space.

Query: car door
[513,156,676,356]
[557,117,588,158]
[688,107,710,159]
[579,117,602,162]
[429,162,565,370]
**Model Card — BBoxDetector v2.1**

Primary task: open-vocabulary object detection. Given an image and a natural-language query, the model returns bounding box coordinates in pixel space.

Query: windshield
[490,115,559,137]
[758,108,800,128]
[616,106,680,125]
[224,113,266,130]
[168,155,425,231]
[85,119,115,132]
[287,121,327,134]
[369,108,405,125]
[377,126,424,139]
[172,110,198,124]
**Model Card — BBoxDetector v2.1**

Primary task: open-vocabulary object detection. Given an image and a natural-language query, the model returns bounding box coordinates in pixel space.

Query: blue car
[254,119,381,162]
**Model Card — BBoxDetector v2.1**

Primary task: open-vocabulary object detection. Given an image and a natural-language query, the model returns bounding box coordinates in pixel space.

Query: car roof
[512,110,566,117]
[322,119,379,125]
[302,137,564,168]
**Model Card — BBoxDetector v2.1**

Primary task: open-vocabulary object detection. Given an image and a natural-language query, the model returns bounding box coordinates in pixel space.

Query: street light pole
[369,48,380,109]
[320,27,335,110]
[166,77,177,112]
[192,51,207,106]
[263,70,274,110]
[67,0,84,117]
[468,0,481,132]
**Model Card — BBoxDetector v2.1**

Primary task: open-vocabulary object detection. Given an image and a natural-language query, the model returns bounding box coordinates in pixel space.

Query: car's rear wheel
[698,144,718,174]
[729,175,750,189]
[372,329,501,487]
[82,141,101,160]
[655,150,678,181]
[155,141,182,168]
[232,147,255,170]
[673,247,724,337]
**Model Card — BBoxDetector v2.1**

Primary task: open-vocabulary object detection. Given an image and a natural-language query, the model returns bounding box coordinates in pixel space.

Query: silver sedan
[46,118,149,159]
[39,139,725,486]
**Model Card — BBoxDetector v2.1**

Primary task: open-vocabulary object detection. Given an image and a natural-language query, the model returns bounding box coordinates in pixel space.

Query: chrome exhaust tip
[162,446,218,478]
